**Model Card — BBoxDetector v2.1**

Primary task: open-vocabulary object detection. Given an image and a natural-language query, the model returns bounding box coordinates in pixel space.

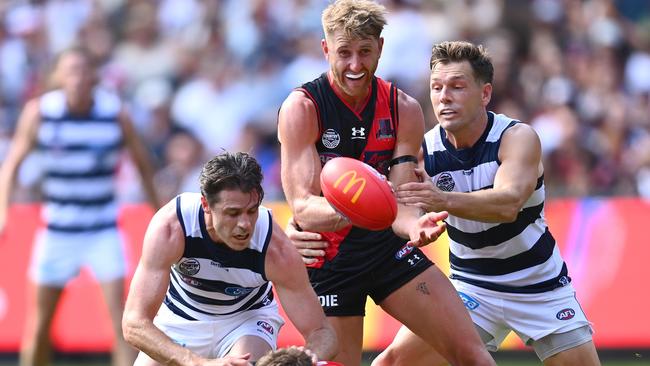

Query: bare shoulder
[397,88,424,120]
[279,91,318,135]
[18,98,42,126]
[143,198,185,262]
[392,88,425,154]
[502,122,541,147]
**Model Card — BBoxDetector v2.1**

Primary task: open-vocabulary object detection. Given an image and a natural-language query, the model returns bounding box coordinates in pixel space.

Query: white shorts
[29,228,127,287]
[152,302,285,358]
[452,280,593,353]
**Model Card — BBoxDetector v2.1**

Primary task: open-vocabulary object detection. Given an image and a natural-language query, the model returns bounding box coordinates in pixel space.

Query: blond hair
[430,41,494,84]
[321,0,387,40]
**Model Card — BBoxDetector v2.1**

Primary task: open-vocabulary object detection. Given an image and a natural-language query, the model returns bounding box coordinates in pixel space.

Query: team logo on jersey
[177,258,200,276]
[376,118,395,140]
[458,292,480,310]
[395,244,414,260]
[351,127,366,139]
[558,276,570,286]
[319,153,340,166]
[225,287,254,296]
[257,321,274,335]
[436,172,455,192]
[556,308,576,320]
[322,129,340,149]
[261,294,272,306]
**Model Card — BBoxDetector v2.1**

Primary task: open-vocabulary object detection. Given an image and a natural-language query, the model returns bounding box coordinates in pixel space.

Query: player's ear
[200,195,211,214]
[321,38,329,59]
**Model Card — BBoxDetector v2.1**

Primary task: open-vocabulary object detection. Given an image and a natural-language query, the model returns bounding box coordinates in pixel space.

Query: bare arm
[278,91,348,233]
[389,91,447,245]
[119,107,161,210]
[265,220,338,361]
[0,99,40,232]
[400,124,542,223]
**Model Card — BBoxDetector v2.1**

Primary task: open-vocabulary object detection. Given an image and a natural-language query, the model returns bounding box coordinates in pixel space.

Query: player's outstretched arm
[398,123,542,223]
[278,91,349,233]
[266,221,338,361]
[388,90,446,247]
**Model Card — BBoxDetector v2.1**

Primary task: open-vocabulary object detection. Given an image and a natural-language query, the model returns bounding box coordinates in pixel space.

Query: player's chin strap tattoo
[388,155,418,171]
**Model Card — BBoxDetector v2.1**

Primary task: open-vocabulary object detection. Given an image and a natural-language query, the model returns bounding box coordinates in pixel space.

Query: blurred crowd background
[1,0,649,204]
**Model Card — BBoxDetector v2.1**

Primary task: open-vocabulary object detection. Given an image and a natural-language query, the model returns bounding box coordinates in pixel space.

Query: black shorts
[307,244,433,316]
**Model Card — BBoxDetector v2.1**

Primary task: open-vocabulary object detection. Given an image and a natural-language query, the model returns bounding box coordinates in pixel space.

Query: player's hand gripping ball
[320,157,397,231]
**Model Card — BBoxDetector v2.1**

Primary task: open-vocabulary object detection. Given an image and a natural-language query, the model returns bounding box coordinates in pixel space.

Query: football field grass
[2,351,649,365]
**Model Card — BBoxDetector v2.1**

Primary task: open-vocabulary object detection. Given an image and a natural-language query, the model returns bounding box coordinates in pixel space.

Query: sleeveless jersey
[164,192,275,321]
[36,88,123,232]
[298,73,406,270]
[422,112,570,293]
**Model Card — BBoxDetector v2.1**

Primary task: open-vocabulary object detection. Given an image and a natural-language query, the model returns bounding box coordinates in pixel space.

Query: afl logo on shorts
[458,291,480,310]
[395,244,414,260]
[177,258,200,276]
[436,172,455,192]
[257,321,274,335]
[322,129,341,149]
[556,308,576,320]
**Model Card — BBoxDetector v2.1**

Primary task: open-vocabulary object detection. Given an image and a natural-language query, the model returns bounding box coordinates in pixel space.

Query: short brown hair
[199,152,264,207]
[256,347,312,366]
[430,41,494,84]
[321,0,387,40]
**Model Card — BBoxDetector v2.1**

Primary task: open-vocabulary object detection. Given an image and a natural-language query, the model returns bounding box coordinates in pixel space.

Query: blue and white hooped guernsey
[422,112,570,293]
[165,192,275,320]
[37,88,123,233]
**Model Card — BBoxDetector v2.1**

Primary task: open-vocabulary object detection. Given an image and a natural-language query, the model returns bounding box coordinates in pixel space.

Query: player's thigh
[227,335,273,362]
[536,327,600,365]
[29,230,81,286]
[85,228,127,282]
[378,265,480,357]
[328,316,364,366]
[215,304,284,359]
[372,325,447,366]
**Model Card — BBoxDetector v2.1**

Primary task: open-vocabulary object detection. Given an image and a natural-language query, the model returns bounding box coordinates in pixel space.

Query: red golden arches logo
[333,170,366,203]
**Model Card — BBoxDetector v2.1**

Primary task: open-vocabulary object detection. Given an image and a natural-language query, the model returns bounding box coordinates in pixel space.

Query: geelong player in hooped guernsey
[123,152,337,366]
[375,41,600,366]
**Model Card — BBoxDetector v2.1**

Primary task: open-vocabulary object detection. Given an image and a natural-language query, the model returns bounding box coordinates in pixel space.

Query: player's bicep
[125,203,183,320]
[389,91,425,186]
[494,125,542,201]
[278,92,322,206]
[3,100,40,166]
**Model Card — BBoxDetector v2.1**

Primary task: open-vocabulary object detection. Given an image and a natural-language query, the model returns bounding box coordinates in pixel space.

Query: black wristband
[388,155,418,168]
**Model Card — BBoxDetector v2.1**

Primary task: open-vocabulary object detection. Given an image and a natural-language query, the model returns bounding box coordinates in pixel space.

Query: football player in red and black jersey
[277,1,495,366]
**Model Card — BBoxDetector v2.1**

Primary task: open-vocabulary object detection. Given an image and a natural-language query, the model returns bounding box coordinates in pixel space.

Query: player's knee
[370,349,395,366]
[448,346,495,366]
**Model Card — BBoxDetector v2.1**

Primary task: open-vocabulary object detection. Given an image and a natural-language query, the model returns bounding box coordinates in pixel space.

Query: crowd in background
[0,0,649,203]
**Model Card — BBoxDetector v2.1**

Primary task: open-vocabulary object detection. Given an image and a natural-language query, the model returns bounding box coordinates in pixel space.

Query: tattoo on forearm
[416,282,430,295]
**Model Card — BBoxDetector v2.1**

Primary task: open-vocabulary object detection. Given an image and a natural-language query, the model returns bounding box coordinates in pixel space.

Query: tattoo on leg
[416,282,430,295]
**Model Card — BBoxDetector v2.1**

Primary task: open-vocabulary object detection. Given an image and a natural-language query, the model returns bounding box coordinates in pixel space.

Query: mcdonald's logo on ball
[320,157,397,231]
